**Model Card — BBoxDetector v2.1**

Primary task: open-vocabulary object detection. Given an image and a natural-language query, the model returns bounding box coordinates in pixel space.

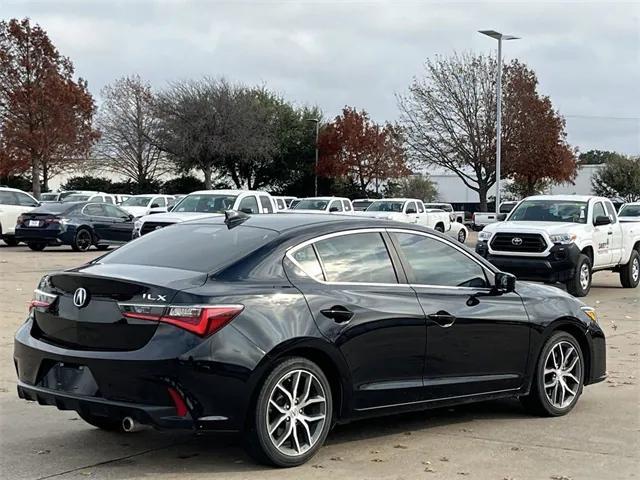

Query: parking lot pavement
[1,241,638,480]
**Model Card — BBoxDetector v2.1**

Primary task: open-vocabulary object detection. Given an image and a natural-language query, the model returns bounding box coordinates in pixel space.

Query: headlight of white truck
[478,231,492,241]
[549,233,576,244]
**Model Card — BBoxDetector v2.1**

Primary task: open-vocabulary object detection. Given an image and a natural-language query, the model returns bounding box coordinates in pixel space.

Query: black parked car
[15,202,134,251]
[14,213,605,467]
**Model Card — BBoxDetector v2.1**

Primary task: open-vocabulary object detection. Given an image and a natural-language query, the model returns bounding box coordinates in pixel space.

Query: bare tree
[95,75,168,185]
[397,53,497,210]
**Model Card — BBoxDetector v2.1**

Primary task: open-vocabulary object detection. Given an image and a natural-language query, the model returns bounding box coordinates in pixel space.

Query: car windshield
[352,200,373,211]
[508,200,588,223]
[40,193,58,201]
[172,194,237,213]
[619,204,640,217]
[294,199,329,210]
[366,201,405,212]
[121,196,153,207]
[62,194,91,202]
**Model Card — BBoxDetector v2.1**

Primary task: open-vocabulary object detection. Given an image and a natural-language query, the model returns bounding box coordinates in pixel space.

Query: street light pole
[479,30,519,214]
[307,118,320,196]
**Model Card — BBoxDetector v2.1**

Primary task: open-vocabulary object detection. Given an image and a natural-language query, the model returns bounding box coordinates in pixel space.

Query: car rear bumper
[15,227,73,245]
[476,242,581,283]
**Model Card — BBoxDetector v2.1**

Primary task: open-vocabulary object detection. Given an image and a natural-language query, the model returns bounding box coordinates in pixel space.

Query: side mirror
[497,213,507,221]
[406,208,417,214]
[329,206,339,212]
[594,215,611,226]
[240,208,253,214]
[126,214,134,221]
[495,272,516,293]
[150,203,160,208]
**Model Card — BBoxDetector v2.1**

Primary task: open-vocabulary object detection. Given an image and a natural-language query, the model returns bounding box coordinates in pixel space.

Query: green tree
[591,155,640,202]
[383,175,438,201]
[61,175,113,192]
[579,150,626,165]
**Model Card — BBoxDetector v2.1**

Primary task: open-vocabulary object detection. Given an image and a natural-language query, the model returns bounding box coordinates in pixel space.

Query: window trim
[286,227,494,290]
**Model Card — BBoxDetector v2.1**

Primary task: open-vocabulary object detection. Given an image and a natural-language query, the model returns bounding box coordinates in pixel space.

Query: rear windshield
[63,194,90,202]
[100,224,278,272]
[31,203,80,214]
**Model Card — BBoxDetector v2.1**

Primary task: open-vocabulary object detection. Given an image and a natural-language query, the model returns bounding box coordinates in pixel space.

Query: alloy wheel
[633,257,639,283]
[579,263,590,291]
[266,369,327,457]
[543,340,582,409]
[76,230,92,251]
[457,229,466,243]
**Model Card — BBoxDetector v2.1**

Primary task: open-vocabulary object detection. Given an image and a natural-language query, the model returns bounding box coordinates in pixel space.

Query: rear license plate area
[39,362,99,396]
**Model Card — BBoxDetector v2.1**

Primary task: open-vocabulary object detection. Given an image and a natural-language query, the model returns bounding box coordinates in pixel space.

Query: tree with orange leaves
[318,107,409,195]
[0,18,98,197]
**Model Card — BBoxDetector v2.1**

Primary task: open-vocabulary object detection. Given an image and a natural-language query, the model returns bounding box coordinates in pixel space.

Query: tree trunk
[478,187,488,212]
[31,157,41,199]
[42,163,49,193]
[203,164,212,190]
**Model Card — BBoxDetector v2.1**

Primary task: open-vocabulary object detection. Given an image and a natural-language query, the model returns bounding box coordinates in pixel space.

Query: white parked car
[423,202,465,224]
[273,196,297,211]
[618,202,640,222]
[360,198,451,232]
[291,197,354,214]
[472,201,519,230]
[61,191,116,204]
[0,187,40,246]
[446,222,469,244]
[475,195,640,296]
[132,190,276,238]
[119,194,175,217]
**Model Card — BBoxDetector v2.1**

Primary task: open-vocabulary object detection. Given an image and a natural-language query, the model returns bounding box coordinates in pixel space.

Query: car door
[102,204,134,242]
[83,204,116,242]
[404,201,419,223]
[286,230,427,410]
[604,200,623,264]
[149,196,167,214]
[591,201,612,266]
[388,229,531,399]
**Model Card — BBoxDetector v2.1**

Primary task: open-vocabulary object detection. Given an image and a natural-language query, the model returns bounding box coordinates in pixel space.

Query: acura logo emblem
[511,237,523,246]
[73,288,88,308]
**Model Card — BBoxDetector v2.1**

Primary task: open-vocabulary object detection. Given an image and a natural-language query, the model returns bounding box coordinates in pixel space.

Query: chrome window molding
[286,227,496,291]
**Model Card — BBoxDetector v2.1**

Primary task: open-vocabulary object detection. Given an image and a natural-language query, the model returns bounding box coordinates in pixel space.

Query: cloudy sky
[5,0,640,155]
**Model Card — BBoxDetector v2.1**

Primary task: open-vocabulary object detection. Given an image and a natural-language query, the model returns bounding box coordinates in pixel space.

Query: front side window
[329,200,343,212]
[104,196,114,204]
[153,197,166,207]
[592,202,606,224]
[313,232,397,283]
[103,204,129,218]
[83,204,107,217]
[91,196,105,203]
[392,233,488,288]
[259,196,273,213]
[508,200,588,224]
[406,202,417,213]
[238,195,259,214]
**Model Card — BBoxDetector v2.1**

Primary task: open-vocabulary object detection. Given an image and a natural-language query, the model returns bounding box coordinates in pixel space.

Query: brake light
[167,387,189,417]
[29,289,57,312]
[119,304,244,337]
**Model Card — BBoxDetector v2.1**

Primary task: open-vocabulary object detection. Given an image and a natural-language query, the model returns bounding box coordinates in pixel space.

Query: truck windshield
[293,199,329,210]
[366,201,405,212]
[172,194,237,213]
[508,200,588,224]
[619,204,640,217]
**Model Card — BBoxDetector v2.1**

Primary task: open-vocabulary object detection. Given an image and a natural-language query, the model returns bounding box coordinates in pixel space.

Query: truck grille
[140,221,174,236]
[490,233,547,253]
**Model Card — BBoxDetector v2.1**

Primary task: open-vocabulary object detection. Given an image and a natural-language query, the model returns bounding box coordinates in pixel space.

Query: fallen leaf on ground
[394,444,408,449]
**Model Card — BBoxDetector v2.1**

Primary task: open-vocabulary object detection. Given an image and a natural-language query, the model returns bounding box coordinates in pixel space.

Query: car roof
[188,189,270,195]
[370,198,421,202]
[524,195,595,202]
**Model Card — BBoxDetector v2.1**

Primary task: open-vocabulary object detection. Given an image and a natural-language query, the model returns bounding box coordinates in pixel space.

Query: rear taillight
[29,289,57,312]
[119,304,244,337]
[17,215,25,225]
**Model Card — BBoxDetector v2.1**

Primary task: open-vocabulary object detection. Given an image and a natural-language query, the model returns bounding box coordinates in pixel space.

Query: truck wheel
[619,250,640,288]
[565,254,591,297]
[434,223,444,233]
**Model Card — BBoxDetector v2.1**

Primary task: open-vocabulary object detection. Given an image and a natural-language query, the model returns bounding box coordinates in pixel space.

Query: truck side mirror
[329,206,339,212]
[594,215,611,226]
[406,208,417,214]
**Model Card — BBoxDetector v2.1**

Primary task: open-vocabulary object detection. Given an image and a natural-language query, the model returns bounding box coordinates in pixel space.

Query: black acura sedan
[14,213,606,467]
[15,202,134,251]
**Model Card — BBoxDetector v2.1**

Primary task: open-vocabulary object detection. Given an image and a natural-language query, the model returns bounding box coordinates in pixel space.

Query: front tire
[457,228,467,243]
[246,357,333,467]
[27,242,46,251]
[72,228,93,252]
[565,254,591,297]
[521,331,584,417]
[619,250,640,288]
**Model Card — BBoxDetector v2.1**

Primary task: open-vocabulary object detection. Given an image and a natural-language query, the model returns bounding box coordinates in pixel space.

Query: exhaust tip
[121,416,139,433]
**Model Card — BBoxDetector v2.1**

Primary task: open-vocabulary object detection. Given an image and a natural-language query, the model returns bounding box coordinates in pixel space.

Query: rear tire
[78,412,125,432]
[434,223,444,233]
[565,254,591,297]
[72,228,93,252]
[245,357,333,467]
[521,331,584,417]
[3,235,18,246]
[619,250,640,288]
[96,244,110,251]
[27,242,46,251]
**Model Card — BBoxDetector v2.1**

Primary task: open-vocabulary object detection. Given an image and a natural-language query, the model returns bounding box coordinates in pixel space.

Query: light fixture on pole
[479,30,520,214]
[306,118,320,196]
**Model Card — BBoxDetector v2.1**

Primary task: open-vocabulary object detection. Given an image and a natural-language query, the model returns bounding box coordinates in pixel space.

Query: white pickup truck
[472,201,519,231]
[132,189,276,238]
[475,195,640,296]
[360,198,451,232]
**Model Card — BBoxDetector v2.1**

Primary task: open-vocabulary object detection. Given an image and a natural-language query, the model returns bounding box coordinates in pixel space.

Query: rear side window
[277,199,286,210]
[313,233,397,284]
[329,200,343,212]
[342,200,352,211]
[417,202,424,213]
[239,196,259,214]
[291,245,324,280]
[259,196,274,213]
[104,196,114,204]
[101,225,277,272]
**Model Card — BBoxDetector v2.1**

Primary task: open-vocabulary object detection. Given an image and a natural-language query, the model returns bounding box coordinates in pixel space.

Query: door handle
[427,311,456,328]
[320,306,354,323]
[607,231,613,235]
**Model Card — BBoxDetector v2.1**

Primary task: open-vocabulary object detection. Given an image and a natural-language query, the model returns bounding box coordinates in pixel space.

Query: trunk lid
[33,265,207,351]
